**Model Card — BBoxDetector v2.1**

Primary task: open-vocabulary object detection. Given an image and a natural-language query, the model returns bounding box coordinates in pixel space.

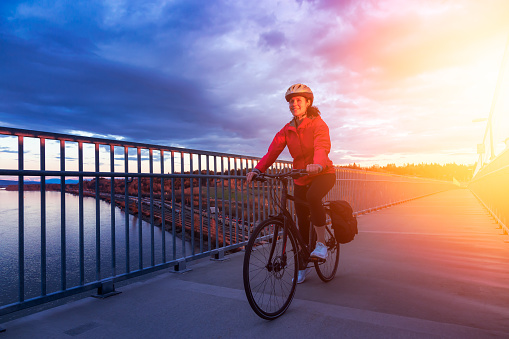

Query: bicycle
[243,169,340,320]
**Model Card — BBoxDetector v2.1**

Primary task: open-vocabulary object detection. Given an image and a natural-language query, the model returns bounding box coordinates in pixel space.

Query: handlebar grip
[289,169,308,179]
[253,176,267,182]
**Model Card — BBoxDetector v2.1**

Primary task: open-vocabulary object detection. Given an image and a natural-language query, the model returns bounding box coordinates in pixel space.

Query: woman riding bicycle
[246,83,336,284]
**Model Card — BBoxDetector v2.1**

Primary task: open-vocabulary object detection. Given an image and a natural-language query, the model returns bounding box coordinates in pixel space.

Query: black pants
[293,173,336,247]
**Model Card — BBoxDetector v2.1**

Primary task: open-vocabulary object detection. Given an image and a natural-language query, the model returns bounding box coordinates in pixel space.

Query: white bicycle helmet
[285,83,314,105]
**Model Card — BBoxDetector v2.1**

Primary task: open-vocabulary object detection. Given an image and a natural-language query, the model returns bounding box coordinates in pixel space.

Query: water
[0,190,193,306]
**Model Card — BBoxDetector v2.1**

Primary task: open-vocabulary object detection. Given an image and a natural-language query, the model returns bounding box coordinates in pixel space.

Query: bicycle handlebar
[253,169,308,181]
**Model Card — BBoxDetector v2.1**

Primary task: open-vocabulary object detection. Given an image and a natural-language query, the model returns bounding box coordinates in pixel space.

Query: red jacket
[255,115,335,186]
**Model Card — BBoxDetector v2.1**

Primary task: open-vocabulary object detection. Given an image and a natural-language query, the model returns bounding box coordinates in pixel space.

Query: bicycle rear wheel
[314,210,340,282]
[243,218,299,320]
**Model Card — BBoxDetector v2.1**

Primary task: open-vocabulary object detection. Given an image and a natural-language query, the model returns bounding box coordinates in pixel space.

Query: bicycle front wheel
[243,218,299,320]
[314,210,340,282]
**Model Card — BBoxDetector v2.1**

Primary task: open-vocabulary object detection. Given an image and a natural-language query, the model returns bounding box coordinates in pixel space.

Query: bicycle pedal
[309,257,326,263]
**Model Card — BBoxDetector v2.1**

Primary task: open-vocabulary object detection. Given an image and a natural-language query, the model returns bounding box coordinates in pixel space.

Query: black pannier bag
[328,200,358,244]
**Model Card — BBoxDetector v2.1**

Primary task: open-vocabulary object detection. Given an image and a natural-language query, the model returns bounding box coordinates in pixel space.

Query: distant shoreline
[4,183,62,191]
[0,179,79,188]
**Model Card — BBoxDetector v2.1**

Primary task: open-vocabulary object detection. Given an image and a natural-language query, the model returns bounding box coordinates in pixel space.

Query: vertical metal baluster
[364,170,367,210]
[348,170,351,204]
[18,135,24,302]
[341,169,345,200]
[220,157,226,247]
[214,156,219,249]
[359,171,362,209]
[234,158,238,244]
[198,155,203,253]
[206,156,211,252]
[78,142,84,285]
[137,148,142,269]
[149,149,154,266]
[328,166,332,200]
[160,150,166,263]
[110,145,116,277]
[330,167,334,200]
[227,157,232,246]
[270,163,275,216]
[270,163,274,217]
[247,159,253,239]
[377,172,380,209]
[95,144,101,282]
[252,160,257,228]
[288,164,294,217]
[256,161,261,225]
[40,138,47,296]
[347,170,350,203]
[124,146,130,273]
[261,162,266,221]
[361,171,365,211]
[335,168,345,200]
[227,157,234,245]
[343,169,347,202]
[337,169,341,200]
[180,152,185,258]
[189,153,195,255]
[344,169,347,201]
[237,158,246,243]
[330,166,334,200]
[334,168,338,200]
[60,140,66,290]
[358,171,362,210]
[240,158,245,243]
[272,163,277,216]
[171,151,176,260]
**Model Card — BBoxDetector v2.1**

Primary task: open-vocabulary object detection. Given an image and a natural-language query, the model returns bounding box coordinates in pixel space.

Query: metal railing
[469,149,509,235]
[328,169,458,215]
[0,126,457,317]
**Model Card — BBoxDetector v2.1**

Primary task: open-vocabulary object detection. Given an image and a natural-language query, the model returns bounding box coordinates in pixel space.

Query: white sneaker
[310,242,328,260]
[296,268,311,284]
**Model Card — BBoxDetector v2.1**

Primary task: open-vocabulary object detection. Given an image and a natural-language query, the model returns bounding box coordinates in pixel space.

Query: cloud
[259,30,286,50]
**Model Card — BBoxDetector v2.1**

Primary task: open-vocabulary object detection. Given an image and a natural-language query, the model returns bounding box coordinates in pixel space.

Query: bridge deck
[2,189,508,338]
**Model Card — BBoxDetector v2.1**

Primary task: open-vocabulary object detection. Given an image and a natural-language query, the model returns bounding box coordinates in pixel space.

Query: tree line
[340,163,475,182]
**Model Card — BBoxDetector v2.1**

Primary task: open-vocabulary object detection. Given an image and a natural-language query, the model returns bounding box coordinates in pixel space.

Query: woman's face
[289,96,310,119]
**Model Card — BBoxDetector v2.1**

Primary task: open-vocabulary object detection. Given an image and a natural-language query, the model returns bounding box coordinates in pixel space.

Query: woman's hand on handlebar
[306,164,323,174]
[246,169,261,184]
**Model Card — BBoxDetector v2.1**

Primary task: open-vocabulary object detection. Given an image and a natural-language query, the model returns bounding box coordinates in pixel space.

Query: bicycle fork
[266,224,288,275]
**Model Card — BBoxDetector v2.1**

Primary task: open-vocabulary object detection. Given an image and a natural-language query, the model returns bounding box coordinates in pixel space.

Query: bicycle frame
[261,174,314,270]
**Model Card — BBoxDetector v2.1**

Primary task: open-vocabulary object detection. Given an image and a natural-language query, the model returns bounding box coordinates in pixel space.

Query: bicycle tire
[314,210,340,282]
[243,218,299,320]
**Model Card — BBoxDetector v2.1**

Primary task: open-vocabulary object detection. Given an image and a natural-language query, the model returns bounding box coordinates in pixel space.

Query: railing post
[92,280,121,299]
[172,259,192,273]
[210,250,229,262]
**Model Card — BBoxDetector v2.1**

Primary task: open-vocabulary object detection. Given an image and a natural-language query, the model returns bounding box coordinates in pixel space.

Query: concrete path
[1,189,508,338]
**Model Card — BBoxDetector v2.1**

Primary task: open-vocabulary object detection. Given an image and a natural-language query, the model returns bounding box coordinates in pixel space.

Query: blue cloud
[259,30,286,50]
[0,1,280,154]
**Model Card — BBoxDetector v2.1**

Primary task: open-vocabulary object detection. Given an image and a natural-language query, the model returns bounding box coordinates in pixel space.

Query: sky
[1,0,509,167]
